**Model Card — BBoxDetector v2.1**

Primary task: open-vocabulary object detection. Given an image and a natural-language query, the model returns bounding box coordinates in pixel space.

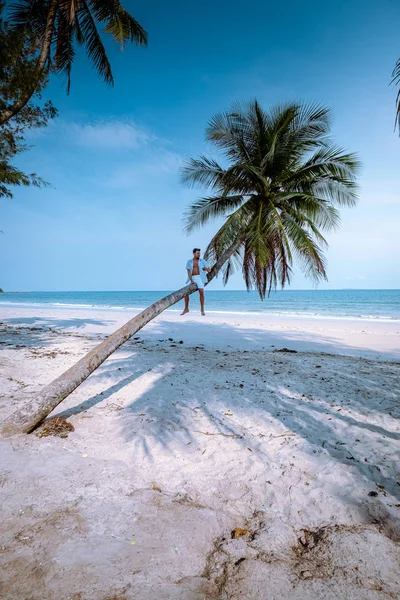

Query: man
[181,248,211,316]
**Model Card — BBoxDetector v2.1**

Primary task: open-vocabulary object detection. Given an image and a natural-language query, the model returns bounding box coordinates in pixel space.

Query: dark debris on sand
[34,416,75,439]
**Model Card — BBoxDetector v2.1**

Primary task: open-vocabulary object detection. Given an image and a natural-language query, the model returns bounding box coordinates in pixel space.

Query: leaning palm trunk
[1,244,237,436]
[0,0,57,126]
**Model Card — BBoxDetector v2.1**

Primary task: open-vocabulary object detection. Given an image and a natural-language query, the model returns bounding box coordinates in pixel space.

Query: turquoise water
[0,289,399,322]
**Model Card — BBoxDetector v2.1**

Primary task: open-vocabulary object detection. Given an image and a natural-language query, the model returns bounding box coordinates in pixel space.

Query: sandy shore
[0,305,399,599]
[1,303,399,359]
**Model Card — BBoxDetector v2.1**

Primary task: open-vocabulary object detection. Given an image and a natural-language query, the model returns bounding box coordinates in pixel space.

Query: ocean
[0,289,399,322]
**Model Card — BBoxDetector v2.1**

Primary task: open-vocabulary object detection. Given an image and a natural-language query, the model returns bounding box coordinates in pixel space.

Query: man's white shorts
[192,275,205,290]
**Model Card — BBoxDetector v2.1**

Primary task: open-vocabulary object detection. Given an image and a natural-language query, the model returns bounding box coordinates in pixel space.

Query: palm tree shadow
[151,315,400,361]
[0,317,113,350]
[301,401,400,441]
[266,391,400,502]
[54,371,143,418]
[36,317,398,516]
[51,349,176,424]
[4,316,113,330]
[105,344,400,508]
[82,352,249,458]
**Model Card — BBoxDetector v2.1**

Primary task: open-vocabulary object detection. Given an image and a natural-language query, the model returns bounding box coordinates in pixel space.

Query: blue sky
[2,0,400,291]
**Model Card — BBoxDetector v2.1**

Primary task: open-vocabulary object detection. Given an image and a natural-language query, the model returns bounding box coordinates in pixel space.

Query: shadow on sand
[3,315,399,516]
[46,319,400,511]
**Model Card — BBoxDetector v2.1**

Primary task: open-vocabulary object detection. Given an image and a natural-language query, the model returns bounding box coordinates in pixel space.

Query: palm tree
[182,101,360,298]
[1,100,360,436]
[0,0,147,126]
[393,58,400,133]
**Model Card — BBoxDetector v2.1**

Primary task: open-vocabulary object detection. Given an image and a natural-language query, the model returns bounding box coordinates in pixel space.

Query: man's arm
[202,259,211,273]
[185,260,194,283]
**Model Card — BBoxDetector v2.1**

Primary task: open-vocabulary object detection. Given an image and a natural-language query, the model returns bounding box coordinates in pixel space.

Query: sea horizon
[1,289,399,322]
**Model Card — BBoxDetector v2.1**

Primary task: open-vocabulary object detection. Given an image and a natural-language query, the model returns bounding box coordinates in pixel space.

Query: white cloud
[31,116,185,190]
[70,120,152,149]
[103,150,183,190]
[25,117,155,150]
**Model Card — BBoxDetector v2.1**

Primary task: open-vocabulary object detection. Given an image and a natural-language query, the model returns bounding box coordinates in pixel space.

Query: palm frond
[8,0,45,35]
[180,156,225,189]
[278,193,341,231]
[54,7,75,92]
[183,194,245,233]
[293,102,331,136]
[281,211,327,282]
[104,6,147,47]
[310,178,358,207]
[205,240,243,285]
[88,0,147,47]
[222,163,266,194]
[284,146,360,206]
[392,58,400,133]
[77,1,113,86]
[7,0,147,95]
[257,102,299,173]
[205,106,255,163]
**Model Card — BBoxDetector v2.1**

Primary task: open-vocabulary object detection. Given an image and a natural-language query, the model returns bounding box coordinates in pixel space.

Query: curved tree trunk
[1,243,237,436]
[0,0,57,126]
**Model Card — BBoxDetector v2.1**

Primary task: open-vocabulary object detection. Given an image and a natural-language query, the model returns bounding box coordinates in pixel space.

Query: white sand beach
[1,305,399,599]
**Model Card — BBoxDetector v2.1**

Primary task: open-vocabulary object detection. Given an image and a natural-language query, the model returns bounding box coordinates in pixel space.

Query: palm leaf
[180,156,226,190]
[54,6,75,92]
[392,58,400,133]
[76,1,113,86]
[183,194,245,233]
[8,0,45,35]
[6,0,147,95]
[88,0,147,46]
[281,211,327,281]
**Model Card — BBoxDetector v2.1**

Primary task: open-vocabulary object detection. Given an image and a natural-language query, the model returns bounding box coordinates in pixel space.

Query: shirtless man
[181,248,211,316]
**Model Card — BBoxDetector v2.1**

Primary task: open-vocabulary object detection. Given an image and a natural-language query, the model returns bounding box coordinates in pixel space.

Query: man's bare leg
[199,289,205,315]
[180,295,189,315]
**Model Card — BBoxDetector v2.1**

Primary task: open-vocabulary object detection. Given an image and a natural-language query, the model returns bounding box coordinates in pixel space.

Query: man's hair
[193,248,200,253]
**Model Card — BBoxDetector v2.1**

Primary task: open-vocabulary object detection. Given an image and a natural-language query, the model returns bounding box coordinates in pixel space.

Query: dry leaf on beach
[34,416,74,438]
[231,528,248,539]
